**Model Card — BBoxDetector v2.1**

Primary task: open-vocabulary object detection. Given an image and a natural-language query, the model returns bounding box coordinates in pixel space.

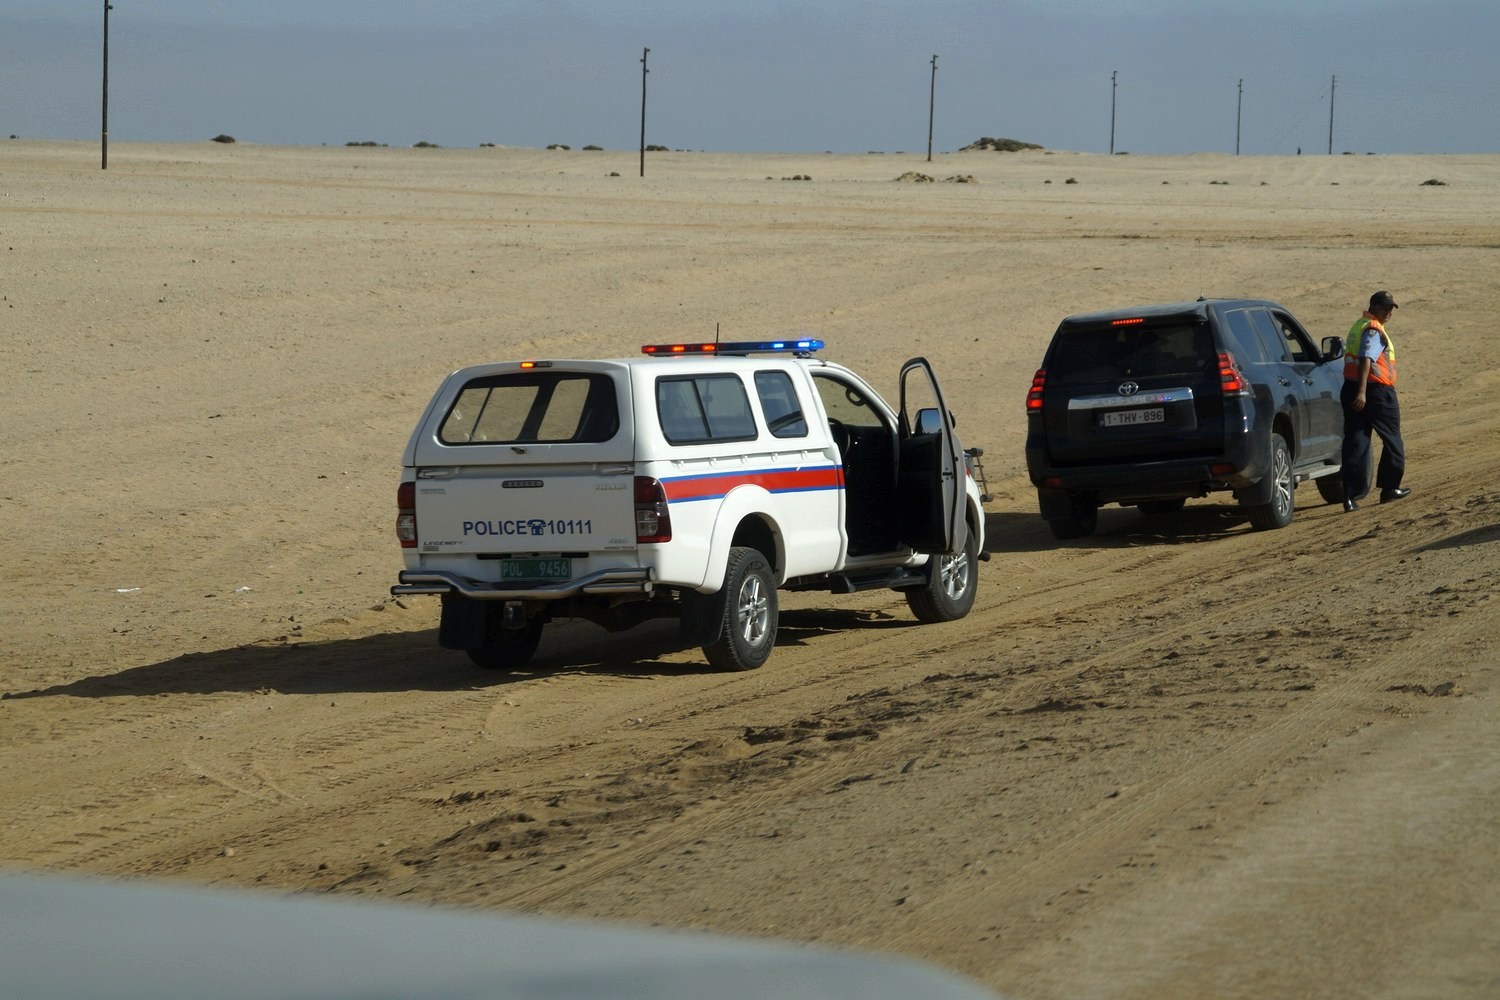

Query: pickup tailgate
[405,361,638,575]
[412,461,637,557]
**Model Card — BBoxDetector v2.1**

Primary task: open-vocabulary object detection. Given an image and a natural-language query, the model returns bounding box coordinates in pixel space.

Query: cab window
[754,370,808,438]
[656,374,757,444]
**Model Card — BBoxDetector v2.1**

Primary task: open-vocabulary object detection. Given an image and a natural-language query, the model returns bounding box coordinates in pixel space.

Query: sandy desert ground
[2,139,1498,998]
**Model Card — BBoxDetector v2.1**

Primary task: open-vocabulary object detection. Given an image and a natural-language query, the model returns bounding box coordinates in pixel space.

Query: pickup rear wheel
[703,547,778,671]
[905,523,979,623]
[1246,434,1295,530]
[467,615,543,671]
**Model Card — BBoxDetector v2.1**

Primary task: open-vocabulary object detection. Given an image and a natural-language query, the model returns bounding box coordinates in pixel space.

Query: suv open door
[897,358,966,555]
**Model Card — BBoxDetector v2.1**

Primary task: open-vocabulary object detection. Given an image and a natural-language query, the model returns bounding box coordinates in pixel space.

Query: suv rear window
[1048,321,1211,384]
[439,372,619,444]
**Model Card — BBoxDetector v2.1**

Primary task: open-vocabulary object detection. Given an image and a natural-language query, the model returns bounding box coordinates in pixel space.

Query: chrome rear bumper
[392,567,653,601]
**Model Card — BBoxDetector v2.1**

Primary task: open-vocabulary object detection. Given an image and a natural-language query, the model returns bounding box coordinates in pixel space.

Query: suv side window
[1225,309,1277,363]
[1247,310,1293,363]
[754,370,809,438]
[1270,311,1317,362]
[656,374,758,444]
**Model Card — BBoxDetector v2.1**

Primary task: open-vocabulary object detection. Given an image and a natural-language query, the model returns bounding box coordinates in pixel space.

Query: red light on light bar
[1111,317,1146,326]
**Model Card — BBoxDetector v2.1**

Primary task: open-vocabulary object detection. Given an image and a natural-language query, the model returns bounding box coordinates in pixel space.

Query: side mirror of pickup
[914,407,954,435]
[1320,336,1346,362]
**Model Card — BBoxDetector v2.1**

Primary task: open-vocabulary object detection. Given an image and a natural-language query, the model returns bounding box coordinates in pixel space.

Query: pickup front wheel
[703,547,778,671]
[905,524,979,623]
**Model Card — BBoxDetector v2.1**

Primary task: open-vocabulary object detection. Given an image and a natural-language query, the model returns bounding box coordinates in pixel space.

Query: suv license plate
[499,558,572,582]
[1100,408,1164,427]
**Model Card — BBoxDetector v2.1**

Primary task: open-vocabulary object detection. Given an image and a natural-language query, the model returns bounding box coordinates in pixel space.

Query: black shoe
[1343,497,1360,512]
[1379,487,1412,503]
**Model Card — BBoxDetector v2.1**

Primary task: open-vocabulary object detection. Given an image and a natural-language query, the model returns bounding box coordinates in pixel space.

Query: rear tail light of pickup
[1217,352,1251,397]
[396,481,418,548]
[1026,369,1046,412]
[634,476,672,543]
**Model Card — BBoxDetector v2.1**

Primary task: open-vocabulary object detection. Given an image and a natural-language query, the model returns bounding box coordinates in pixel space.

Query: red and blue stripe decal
[661,465,844,503]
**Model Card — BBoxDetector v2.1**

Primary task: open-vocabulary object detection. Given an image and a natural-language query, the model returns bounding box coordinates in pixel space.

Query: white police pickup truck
[392,339,987,671]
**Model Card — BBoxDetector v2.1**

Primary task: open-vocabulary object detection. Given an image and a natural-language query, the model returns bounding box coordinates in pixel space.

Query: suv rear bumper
[1026,436,1267,509]
[392,567,653,601]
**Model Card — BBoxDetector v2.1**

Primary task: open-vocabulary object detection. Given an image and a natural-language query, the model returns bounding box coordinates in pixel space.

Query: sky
[3,1,1497,155]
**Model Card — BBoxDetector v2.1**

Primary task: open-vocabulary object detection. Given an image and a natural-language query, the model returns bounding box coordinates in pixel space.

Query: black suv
[1024,298,1347,538]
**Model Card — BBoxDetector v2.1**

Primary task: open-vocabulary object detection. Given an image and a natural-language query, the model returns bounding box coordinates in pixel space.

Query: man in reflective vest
[1340,289,1411,512]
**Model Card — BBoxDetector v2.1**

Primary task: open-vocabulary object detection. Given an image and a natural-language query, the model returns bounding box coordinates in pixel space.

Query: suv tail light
[634,476,672,543]
[1217,352,1251,397]
[396,480,418,548]
[1026,369,1047,412]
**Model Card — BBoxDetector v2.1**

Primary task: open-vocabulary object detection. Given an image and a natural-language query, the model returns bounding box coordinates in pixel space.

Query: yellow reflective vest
[1344,314,1397,386]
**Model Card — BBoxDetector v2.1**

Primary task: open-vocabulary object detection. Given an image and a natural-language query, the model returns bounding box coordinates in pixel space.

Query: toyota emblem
[1118,381,1139,396]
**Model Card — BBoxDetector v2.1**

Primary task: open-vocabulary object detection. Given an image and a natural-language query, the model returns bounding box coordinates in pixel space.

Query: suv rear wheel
[703,547,778,671]
[1246,434,1295,530]
[1047,495,1098,540]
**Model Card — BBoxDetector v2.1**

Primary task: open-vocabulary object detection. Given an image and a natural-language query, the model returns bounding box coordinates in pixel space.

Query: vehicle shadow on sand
[4,607,918,702]
[983,503,1290,552]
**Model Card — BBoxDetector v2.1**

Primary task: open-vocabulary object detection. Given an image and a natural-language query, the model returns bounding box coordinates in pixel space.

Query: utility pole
[1236,79,1243,155]
[1109,70,1117,155]
[1327,74,1336,155]
[101,0,113,170]
[927,54,938,163]
[639,47,649,178]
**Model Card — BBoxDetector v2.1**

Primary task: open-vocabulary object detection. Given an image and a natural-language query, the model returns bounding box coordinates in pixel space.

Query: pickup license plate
[499,558,572,582]
[1100,407,1164,427]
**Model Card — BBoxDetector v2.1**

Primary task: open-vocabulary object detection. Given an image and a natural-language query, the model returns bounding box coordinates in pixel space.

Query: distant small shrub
[413,140,440,148]
[547,144,571,150]
[211,134,236,144]
[583,144,603,151]
[1064,177,1078,184]
[1420,178,1447,186]
[346,141,381,147]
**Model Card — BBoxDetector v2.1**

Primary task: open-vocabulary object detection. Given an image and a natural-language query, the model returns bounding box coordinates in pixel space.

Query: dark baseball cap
[1369,290,1399,310]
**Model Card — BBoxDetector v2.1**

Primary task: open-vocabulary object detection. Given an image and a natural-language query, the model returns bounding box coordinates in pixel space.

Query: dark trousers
[1341,380,1405,499]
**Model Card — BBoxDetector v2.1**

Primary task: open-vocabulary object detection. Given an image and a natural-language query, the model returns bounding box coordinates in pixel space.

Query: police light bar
[641,339,824,356]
